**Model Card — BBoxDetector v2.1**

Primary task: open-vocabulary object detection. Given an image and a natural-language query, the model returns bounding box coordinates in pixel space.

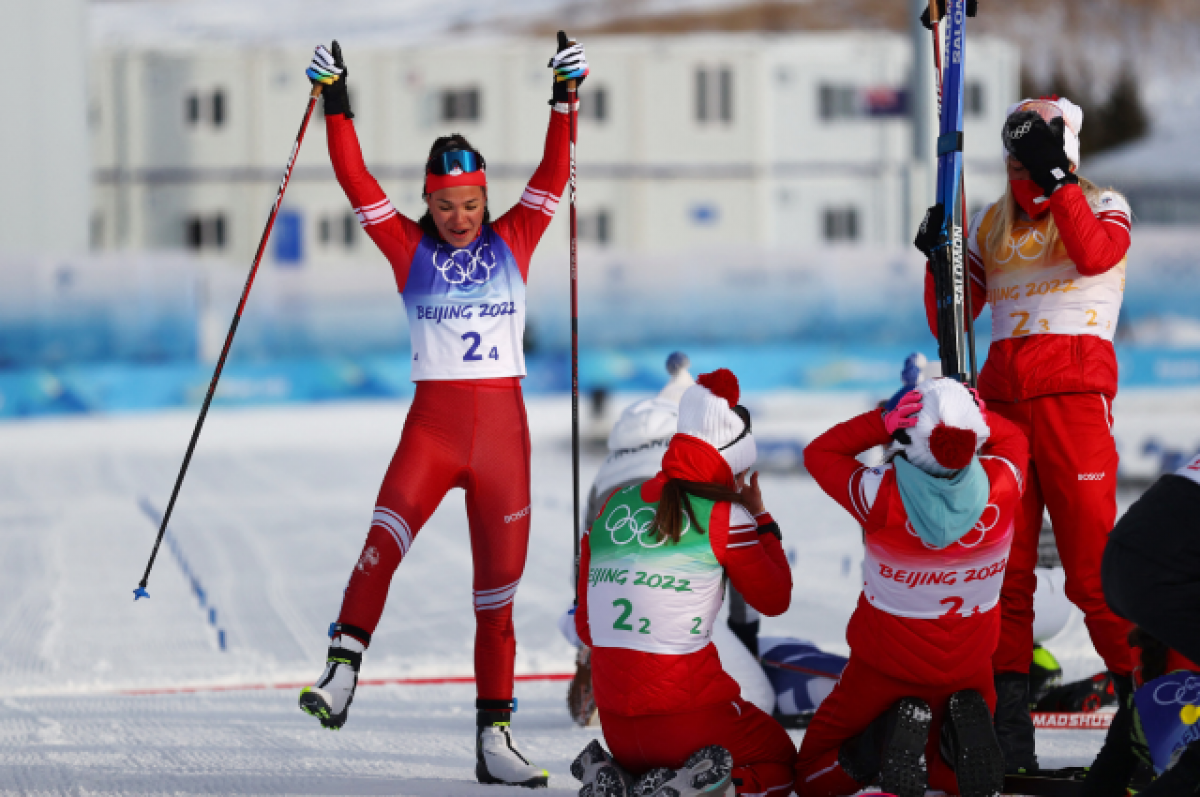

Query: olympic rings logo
[432,243,497,287]
[1008,120,1033,140]
[605,504,689,549]
[904,504,999,550]
[1153,677,1200,707]
[995,228,1048,264]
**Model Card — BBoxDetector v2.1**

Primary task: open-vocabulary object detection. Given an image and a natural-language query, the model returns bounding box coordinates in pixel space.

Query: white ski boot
[631,746,735,797]
[476,699,549,788]
[298,631,365,730]
[572,739,633,797]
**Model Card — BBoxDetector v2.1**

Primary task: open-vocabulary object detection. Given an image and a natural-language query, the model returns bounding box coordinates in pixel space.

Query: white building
[90,33,1019,266]
[1,0,90,257]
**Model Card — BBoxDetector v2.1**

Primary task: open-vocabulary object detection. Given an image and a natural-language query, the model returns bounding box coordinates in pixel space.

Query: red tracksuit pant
[988,393,1131,676]
[794,657,996,796]
[336,379,532,701]
[600,699,797,797]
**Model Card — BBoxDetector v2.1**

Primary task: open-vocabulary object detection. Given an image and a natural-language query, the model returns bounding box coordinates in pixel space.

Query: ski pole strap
[328,622,372,647]
[937,131,964,156]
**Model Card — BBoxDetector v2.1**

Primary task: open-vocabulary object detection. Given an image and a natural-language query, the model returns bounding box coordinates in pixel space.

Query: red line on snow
[120,672,573,697]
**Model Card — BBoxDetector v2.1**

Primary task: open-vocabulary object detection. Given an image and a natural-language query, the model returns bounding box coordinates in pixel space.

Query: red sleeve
[711,503,792,617]
[491,103,573,280]
[804,410,893,525]
[327,114,423,291]
[1048,184,1131,277]
[574,533,593,647]
[979,409,1029,495]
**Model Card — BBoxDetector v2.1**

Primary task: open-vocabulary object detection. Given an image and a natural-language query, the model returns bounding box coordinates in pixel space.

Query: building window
[90,212,104,251]
[820,84,858,121]
[965,81,985,117]
[185,213,227,251]
[578,209,612,246]
[185,89,228,128]
[695,67,733,124]
[185,92,201,126]
[274,210,303,265]
[319,213,358,249]
[581,85,608,122]
[719,67,733,122]
[212,88,226,127]
[440,87,480,122]
[822,206,860,242]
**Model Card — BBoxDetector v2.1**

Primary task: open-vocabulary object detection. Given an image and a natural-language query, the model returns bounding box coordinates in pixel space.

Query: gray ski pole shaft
[134,83,324,600]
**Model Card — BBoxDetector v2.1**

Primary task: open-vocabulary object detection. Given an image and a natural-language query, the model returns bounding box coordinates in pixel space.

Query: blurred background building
[2,0,1200,417]
[0,0,90,257]
[89,35,1017,262]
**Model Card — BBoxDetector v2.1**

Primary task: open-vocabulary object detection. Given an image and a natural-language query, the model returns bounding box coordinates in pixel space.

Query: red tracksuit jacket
[805,410,1028,685]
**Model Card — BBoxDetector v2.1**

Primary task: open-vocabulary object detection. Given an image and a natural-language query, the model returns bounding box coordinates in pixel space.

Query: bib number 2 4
[461,332,499,362]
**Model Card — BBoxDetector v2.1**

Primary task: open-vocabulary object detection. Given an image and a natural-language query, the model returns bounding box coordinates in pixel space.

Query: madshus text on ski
[130,4,1200,797]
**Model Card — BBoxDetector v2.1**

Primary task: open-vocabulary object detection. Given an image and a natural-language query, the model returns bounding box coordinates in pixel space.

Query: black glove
[307,41,353,119]
[914,203,946,260]
[920,0,978,30]
[549,31,588,106]
[1004,111,1078,196]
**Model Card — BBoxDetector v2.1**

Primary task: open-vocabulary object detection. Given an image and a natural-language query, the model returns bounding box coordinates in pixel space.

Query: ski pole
[133,82,324,600]
[558,30,583,597]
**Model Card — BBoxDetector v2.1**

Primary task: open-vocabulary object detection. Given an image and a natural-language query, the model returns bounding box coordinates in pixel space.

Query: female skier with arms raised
[571,369,797,797]
[296,40,587,788]
[916,97,1134,773]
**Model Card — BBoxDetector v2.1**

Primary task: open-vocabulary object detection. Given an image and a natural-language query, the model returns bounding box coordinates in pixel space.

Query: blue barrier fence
[3,343,1200,418]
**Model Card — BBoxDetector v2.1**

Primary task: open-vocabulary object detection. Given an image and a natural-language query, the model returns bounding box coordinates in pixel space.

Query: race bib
[587,487,725,655]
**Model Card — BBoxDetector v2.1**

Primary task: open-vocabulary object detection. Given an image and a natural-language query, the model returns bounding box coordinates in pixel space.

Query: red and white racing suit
[795,409,1027,796]
[326,104,569,703]
[923,183,1134,676]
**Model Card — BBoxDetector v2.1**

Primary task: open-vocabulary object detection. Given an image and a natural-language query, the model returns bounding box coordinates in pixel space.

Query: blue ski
[928,0,976,384]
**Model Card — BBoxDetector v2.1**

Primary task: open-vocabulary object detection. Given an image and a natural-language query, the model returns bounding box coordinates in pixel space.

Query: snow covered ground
[4,389,1196,793]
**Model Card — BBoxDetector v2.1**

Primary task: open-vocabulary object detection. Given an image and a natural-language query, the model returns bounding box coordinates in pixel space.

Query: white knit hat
[677,368,756,477]
[899,378,990,477]
[1004,97,1084,168]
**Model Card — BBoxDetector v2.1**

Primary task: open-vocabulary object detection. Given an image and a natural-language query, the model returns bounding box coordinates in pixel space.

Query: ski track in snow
[4,391,1186,792]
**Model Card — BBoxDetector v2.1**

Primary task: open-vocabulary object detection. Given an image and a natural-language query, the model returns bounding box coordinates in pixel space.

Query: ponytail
[651,479,746,544]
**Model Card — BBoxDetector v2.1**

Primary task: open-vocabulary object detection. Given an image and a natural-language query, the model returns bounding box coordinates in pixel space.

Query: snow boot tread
[945,690,1005,797]
[878,697,931,797]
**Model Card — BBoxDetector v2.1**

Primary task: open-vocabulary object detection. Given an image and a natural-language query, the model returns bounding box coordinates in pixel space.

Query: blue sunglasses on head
[428,149,483,176]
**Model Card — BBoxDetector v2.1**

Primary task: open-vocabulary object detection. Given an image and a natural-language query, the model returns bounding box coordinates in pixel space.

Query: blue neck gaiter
[893,455,989,549]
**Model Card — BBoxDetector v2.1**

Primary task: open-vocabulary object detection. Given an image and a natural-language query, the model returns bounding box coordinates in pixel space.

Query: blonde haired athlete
[916,96,1133,774]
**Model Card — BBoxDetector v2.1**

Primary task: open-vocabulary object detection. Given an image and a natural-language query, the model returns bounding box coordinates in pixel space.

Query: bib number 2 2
[611,599,650,634]
[461,332,499,362]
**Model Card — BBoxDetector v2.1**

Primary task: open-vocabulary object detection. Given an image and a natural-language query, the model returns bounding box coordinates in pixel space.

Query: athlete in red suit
[296,39,584,788]
[573,370,796,797]
[918,96,1133,772]
[795,379,1027,797]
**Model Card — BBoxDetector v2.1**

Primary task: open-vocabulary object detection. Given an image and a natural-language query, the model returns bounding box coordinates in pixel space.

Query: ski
[1003,768,1088,797]
[927,0,972,383]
